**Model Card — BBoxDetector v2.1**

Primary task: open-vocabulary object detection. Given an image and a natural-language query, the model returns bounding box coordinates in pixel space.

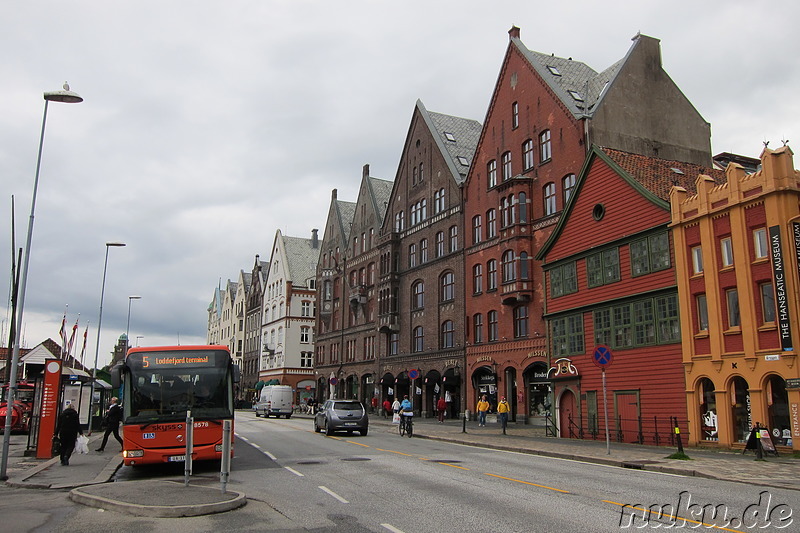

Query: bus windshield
[123,349,234,423]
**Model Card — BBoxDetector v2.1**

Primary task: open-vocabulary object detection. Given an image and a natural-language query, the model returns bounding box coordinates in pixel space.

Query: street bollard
[220,420,232,493]
[673,418,684,455]
[184,410,193,487]
[463,410,468,433]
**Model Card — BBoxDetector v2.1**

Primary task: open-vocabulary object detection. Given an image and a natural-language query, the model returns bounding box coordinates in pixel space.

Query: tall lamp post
[86,242,126,435]
[1,84,83,481]
[125,295,141,346]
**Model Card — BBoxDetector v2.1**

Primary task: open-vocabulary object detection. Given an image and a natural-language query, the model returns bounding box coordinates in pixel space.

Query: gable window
[449,225,458,253]
[754,228,768,259]
[563,174,576,204]
[440,272,455,302]
[586,248,620,288]
[502,250,516,282]
[544,183,556,216]
[472,215,482,245]
[630,232,670,276]
[487,209,497,238]
[539,129,552,162]
[487,259,497,291]
[473,263,483,294]
[550,261,577,298]
[412,281,424,310]
[523,139,534,170]
[412,166,418,185]
[721,237,734,268]
[412,326,424,353]
[419,162,424,182]
[511,101,519,129]
[502,151,512,181]
[435,231,445,258]
[473,313,484,343]
[434,188,446,214]
[487,160,497,188]
[441,320,455,348]
[488,310,498,342]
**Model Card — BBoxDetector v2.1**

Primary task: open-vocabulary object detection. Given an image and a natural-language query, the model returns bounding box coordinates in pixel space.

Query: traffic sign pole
[593,345,613,456]
[602,368,610,455]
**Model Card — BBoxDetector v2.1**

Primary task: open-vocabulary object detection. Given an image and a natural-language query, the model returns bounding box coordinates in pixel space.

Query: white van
[255,385,293,418]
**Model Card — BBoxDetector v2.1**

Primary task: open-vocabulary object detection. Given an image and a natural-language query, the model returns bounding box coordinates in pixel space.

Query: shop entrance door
[615,391,640,443]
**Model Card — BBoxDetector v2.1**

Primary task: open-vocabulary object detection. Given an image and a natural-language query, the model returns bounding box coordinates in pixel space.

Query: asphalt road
[37,411,800,532]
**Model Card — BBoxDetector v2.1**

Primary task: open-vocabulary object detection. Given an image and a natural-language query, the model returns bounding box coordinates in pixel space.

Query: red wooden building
[537,147,723,442]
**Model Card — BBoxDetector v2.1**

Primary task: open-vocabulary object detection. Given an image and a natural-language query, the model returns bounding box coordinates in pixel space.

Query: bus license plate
[168,455,186,462]
[343,422,358,426]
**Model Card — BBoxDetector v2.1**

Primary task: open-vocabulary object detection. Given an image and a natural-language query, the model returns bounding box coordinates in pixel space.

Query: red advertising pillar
[36,359,62,459]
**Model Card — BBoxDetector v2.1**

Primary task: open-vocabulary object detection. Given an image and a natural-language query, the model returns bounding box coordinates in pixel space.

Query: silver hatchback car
[314,399,369,436]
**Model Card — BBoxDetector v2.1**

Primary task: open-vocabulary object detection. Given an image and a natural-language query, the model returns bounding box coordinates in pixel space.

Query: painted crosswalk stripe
[319,486,349,503]
[284,466,304,477]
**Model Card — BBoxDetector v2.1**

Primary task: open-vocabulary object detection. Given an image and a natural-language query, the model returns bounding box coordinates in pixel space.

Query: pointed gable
[538,146,724,263]
[282,233,321,288]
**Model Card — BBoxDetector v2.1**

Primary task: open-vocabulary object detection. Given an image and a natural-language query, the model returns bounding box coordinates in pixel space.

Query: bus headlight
[124,450,144,458]
[215,444,223,452]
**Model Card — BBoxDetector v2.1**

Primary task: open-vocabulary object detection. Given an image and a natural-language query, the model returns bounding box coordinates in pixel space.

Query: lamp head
[44,82,83,104]
[106,242,126,247]
[129,295,142,300]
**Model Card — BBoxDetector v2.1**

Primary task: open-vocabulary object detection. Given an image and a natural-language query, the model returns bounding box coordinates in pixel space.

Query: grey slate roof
[425,105,482,184]
[368,176,393,222]
[337,200,356,243]
[514,39,624,118]
[282,235,321,288]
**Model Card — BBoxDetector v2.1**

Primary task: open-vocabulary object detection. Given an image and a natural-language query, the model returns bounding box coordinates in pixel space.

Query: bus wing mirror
[232,365,241,384]
[110,363,122,389]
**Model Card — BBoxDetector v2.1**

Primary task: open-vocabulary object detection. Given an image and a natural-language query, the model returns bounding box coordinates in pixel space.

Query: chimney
[508,26,520,40]
[311,228,319,248]
[363,164,370,179]
[332,188,337,200]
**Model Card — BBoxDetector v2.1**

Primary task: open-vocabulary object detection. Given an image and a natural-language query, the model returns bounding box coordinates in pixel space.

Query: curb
[69,480,247,518]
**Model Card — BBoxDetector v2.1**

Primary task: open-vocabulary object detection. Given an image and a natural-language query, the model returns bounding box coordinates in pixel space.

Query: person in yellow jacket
[476,395,490,427]
[497,397,510,435]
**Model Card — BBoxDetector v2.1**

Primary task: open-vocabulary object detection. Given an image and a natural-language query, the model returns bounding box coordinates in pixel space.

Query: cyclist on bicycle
[399,395,413,435]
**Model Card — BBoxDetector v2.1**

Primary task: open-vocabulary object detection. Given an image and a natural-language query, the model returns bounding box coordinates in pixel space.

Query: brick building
[462,27,713,423]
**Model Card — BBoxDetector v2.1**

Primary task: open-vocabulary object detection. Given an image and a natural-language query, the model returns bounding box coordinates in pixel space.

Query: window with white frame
[754,228,768,259]
[473,313,483,343]
[696,294,709,332]
[487,209,497,238]
[539,129,552,162]
[441,320,455,348]
[473,263,483,294]
[436,231,445,257]
[502,151,512,181]
[523,139,534,170]
[440,272,455,302]
[301,301,311,316]
[487,259,497,291]
[691,246,703,274]
[472,215,482,244]
[412,326,424,353]
[487,160,497,188]
[420,239,428,264]
[434,188,445,214]
[721,237,733,267]
[300,351,313,368]
[563,174,576,205]
[502,250,516,282]
[544,183,556,216]
[512,101,519,129]
[449,225,458,252]
[488,310,498,341]
[409,243,417,268]
[726,288,740,328]
[300,326,311,343]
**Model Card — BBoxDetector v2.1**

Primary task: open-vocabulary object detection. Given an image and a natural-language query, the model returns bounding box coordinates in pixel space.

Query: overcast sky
[2,1,798,368]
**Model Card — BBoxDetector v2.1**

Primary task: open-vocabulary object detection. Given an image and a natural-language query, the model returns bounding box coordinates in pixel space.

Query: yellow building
[670,146,800,450]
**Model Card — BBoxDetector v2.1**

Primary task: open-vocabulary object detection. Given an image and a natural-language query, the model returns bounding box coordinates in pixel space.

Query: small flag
[79,324,89,368]
[59,310,67,359]
[67,317,79,357]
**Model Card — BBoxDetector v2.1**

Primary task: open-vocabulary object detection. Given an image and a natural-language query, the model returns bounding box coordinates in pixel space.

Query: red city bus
[111,345,239,466]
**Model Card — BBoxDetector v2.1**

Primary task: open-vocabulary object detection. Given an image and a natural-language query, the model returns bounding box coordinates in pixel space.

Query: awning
[95,379,112,389]
[62,367,91,378]
[255,380,265,390]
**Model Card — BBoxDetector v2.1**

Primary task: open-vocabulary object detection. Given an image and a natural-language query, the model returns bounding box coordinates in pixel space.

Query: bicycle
[398,413,413,437]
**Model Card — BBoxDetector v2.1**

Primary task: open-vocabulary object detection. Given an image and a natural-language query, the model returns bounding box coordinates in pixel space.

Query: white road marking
[381,524,406,533]
[319,485,349,503]
[284,466,304,477]
[263,450,277,460]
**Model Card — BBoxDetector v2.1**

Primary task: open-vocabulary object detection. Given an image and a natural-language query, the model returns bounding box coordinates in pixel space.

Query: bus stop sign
[593,345,613,369]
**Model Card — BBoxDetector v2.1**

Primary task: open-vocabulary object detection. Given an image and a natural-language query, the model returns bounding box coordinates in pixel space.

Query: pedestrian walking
[476,395,490,426]
[497,396,510,435]
[371,396,378,414]
[55,403,83,466]
[437,396,447,423]
[382,399,392,418]
[96,397,123,452]
[392,398,401,414]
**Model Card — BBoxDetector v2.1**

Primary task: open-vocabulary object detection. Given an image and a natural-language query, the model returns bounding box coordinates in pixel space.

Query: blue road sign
[593,345,613,369]
[408,369,419,380]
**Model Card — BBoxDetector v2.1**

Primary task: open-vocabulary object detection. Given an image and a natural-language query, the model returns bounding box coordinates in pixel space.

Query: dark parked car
[314,399,368,436]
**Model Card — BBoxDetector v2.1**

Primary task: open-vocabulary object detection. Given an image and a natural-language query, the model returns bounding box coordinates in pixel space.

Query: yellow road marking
[484,473,569,493]
[602,500,745,533]
[346,440,371,447]
[375,448,414,456]
[439,462,470,470]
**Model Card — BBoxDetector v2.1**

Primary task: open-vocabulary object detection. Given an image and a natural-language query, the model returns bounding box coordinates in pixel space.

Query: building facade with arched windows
[670,146,800,450]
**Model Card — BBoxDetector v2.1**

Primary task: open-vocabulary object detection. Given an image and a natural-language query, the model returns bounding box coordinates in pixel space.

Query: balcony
[349,285,367,306]
[378,313,400,333]
[500,281,534,305]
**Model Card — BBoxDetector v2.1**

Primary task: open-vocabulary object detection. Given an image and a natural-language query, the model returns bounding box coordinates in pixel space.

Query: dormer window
[547,65,561,76]
[444,132,456,142]
[568,90,583,102]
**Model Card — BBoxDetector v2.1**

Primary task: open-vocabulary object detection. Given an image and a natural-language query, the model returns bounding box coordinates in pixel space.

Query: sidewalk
[366,413,800,492]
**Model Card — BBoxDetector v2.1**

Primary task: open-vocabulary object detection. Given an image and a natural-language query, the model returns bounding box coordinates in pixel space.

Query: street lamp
[125,295,141,345]
[86,241,126,435]
[1,84,83,481]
